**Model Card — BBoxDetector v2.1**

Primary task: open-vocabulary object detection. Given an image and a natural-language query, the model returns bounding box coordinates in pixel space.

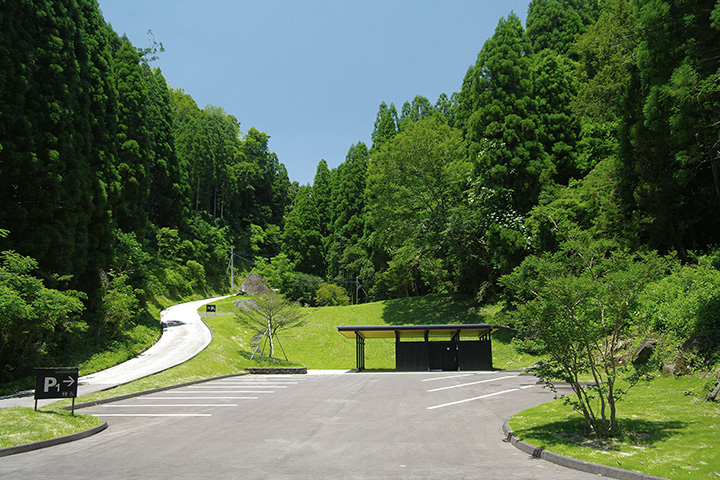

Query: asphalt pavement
[0,371,606,480]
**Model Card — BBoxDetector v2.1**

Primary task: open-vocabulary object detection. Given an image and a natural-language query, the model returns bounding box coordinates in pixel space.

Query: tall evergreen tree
[281,185,324,275]
[327,143,369,280]
[620,0,720,257]
[398,95,436,131]
[526,0,594,55]
[532,50,582,182]
[145,68,184,228]
[460,13,551,215]
[111,34,153,239]
[0,0,114,293]
[312,159,332,238]
[371,102,398,150]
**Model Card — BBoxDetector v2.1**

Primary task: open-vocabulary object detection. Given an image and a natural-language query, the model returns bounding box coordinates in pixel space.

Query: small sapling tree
[501,238,665,437]
[235,292,306,363]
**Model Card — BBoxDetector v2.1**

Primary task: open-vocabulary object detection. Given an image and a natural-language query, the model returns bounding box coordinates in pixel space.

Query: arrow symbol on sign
[63,377,75,387]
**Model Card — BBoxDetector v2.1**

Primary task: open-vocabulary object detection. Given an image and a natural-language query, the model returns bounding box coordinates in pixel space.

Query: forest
[1,0,720,390]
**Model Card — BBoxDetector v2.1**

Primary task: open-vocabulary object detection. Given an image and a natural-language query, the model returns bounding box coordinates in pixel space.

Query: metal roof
[337,324,497,339]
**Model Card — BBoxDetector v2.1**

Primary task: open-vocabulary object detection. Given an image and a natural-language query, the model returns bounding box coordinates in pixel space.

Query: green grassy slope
[221,293,538,371]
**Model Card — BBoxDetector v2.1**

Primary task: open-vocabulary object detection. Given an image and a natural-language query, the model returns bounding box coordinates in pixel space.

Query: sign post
[206,304,216,313]
[34,367,79,414]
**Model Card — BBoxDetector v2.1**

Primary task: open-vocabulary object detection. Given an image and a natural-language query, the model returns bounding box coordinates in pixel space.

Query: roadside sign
[35,367,79,413]
[34,367,78,399]
[206,304,216,312]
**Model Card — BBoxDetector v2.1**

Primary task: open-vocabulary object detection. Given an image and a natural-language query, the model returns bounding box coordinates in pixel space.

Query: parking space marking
[95,413,213,417]
[216,380,300,384]
[100,404,238,408]
[427,374,518,392]
[147,396,258,399]
[427,388,519,410]
[427,383,537,410]
[422,374,475,382]
[187,385,288,389]
[167,390,275,394]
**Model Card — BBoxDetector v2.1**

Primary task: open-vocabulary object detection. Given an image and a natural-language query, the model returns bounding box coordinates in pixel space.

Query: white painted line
[520,385,535,389]
[422,374,474,382]
[101,404,238,407]
[147,396,258,400]
[427,375,519,392]
[427,388,519,410]
[218,379,304,382]
[214,380,299,384]
[94,413,213,417]
[166,390,274,394]
[188,385,288,389]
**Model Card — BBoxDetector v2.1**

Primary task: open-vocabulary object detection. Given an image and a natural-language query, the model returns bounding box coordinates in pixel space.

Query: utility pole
[230,247,234,293]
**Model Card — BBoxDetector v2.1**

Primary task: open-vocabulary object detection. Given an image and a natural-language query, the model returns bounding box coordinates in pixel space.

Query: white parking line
[101,404,238,408]
[422,374,475,382]
[95,414,213,417]
[427,388,519,410]
[187,385,288,389]
[427,375,519,392]
[147,396,258,399]
[165,390,273,394]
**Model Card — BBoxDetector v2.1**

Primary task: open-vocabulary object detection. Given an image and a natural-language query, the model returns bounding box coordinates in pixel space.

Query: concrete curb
[502,420,670,480]
[245,367,307,375]
[0,421,108,458]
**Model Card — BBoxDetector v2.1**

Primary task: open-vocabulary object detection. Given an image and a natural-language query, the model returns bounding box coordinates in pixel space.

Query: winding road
[0,296,227,409]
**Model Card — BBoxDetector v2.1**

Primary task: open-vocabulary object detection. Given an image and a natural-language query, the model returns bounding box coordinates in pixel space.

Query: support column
[356,334,366,372]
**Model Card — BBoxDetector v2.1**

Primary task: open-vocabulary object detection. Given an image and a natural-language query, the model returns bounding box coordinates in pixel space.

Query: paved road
[0,371,602,479]
[0,296,228,408]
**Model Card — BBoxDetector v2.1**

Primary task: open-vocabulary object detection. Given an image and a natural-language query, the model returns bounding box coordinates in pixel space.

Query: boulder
[631,338,658,365]
[239,273,272,296]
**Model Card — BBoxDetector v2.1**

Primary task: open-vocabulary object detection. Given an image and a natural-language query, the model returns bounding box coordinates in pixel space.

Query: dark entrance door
[429,342,458,371]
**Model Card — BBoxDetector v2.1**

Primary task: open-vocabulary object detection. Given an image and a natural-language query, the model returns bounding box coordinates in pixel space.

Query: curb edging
[245,367,307,375]
[502,421,670,480]
[0,421,108,458]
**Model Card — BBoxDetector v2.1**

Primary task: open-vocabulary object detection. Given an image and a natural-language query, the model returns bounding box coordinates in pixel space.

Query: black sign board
[34,367,79,400]
[206,304,216,312]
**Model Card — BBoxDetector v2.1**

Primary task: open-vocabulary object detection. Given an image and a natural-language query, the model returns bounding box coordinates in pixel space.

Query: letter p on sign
[44,376,58,392]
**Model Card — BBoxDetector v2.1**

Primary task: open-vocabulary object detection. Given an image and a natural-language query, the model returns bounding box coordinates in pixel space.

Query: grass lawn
[508,375,720,479]
[0,408,102,450]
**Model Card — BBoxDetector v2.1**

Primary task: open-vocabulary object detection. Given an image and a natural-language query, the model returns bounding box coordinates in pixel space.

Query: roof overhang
[337,324,497,340]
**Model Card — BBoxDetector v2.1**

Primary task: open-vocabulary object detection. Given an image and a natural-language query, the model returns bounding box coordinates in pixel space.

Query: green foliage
[501,241,666,436]
[283,273,323,306]
[98,271,141,340]
[252,253,296,292]
[367,116,469,297]
[315,283,350,307]
[281,185,325,276]
[0,251,85,382]
[619,0,720,258]
[639,258,720,367]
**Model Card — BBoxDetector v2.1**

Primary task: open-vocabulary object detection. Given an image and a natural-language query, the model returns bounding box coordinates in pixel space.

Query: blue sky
[97,1,531,185]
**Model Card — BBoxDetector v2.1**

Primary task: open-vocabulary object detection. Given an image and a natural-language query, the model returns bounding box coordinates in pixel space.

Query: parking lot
[0,372,602,479]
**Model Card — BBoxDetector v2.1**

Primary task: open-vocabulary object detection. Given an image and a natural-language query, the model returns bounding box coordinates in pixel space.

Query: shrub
[315,283,351,307]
